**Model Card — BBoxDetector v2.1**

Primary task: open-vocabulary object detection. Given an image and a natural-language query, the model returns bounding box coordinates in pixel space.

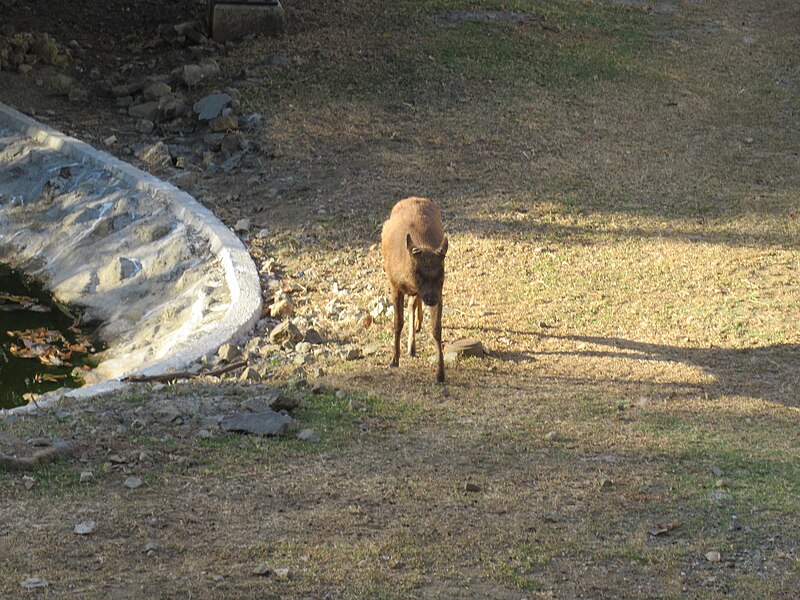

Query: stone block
[210,1,285,43]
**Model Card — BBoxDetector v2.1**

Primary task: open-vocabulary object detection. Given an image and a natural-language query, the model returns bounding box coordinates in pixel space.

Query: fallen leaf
[649,521,682,536]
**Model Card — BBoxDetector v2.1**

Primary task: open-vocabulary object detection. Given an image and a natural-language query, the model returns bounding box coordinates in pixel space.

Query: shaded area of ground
[1,0,799,598]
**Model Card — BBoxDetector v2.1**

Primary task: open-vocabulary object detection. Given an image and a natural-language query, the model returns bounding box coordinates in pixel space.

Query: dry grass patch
[3,0,800,597]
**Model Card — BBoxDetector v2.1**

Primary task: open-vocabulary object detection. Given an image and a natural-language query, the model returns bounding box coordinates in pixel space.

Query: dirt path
[1,0,799,597]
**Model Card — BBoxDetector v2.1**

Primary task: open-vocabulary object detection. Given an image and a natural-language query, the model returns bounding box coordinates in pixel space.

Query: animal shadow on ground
[539,334,800,408]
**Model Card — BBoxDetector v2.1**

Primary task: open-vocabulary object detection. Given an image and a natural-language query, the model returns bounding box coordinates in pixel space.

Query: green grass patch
[243,0,654,114]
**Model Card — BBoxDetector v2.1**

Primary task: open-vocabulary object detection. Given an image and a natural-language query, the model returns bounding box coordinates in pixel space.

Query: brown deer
[380,197,448,383]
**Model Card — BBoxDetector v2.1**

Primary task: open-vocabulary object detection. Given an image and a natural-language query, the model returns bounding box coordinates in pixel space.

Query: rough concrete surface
[0,101,262,408]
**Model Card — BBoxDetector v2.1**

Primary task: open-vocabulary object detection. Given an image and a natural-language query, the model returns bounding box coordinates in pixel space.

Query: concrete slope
[0,101,262,409]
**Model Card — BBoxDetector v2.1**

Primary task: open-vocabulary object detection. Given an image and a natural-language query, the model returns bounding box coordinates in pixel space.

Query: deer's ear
[407,234,421,255]
[436,235,448,257]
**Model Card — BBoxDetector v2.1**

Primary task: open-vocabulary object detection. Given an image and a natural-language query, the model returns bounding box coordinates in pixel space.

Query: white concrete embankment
[0,101,262,411]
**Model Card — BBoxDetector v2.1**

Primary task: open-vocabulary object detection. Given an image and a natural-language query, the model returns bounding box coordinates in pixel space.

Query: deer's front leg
[407,296,419,357]
[432,300,444,383]
[391,288,404,368]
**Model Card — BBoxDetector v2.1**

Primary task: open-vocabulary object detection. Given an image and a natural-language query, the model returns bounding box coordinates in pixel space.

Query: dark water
[0,263,98,410]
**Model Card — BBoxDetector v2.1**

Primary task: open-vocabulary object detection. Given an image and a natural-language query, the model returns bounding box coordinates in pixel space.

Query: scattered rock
[705,550,721,562]
[135,141,173,168]
[269,321,302,345]
[220,410,294,436]
[711,465,724,478]
[233,218,251,233]
[293,352,313,366]
[217,343,240,362]
[74,520,96,536]
[21,578,49,590]
[210,114,239,134]
[194,92,231,121]
[270,297,294,318]
[267,392,299,412]
[144,541,158,556]
[273,567,290,581]
[464,482,481,493]
[303,328,324,344]
[344,347,362,361]
[128,101,160,122]
[136,119,155,134]
[30,33,59,64]
[599,478,614,490]
[157,95,188,120]
[443,338,485,360]
[174,60,220,87]
[155,404,182,424]
[545,431,560,442]
[362,343,380,356]
[111,77,146,97]
[142,81,172,101]
[252,563,273,577]
[239,366,262,382]
[79,471,94,484]
[124,476,143,489]
[297,428,320,442]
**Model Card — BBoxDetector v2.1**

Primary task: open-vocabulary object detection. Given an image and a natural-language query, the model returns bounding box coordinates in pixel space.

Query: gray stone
[124,476,143,489]
[269,393,298,412]
[155,404,182,423]
[136,119,155,134]
[194,92,231,121]
[74,520,96,536]
[270,297,294,318]
[234,218,251,233]
[31,34,59,64]
[344,347,362,361]
[303,328,324,344]
[135,141,173,168]
[111,77,146,97]
[128,101,160,122]
[158,95,188,120]
[143,81,172,101]
[443,338,485,359]
[211,1,285,43]
[21,578,49,590]
[220,410,294,436]
[269,320,302,344]
[293,353,313,366]
[297,428,320,442]
[175,61,220,87]
[217,343,240,362]
[239,366,262,382]
[210,114,238,133]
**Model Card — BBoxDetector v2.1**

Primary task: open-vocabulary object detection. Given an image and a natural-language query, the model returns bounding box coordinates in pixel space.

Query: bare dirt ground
[1,0,799,598]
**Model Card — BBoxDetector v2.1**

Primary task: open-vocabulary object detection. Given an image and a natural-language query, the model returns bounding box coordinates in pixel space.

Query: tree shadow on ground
[537,333,800,409]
